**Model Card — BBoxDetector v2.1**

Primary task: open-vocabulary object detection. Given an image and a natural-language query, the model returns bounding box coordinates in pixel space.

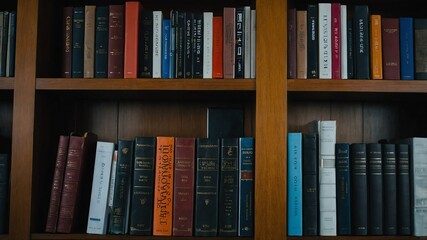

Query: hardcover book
[331,3,341,79]
[238,137,254,237]
[94,6,109,78]
[124,1,141,79]
[83,5,96,78]
[250,9,256,79]
[287,8,296,79]
[396,143,411,235]
[71,7,84,78]
[0,154,9,234]
[382,143,397,235]
[62,7,73,78]
[302,133,318,236]
[381,18,400,80]
[296,10,307,79]
[203,12,213,79]
[306,4,318,79]
[287,132,302,236]
[152,11,163,78]
[318,3,332,79]
[243,6,251,79]
[207,107,244,139]
[370,14,383,80]
[350,143,368,235]
[336,143,351,235]
[340,5,348,79]
[414,18,427,79]
[234,7,245,79]
[223,7,236,78]
[399,17,414,80]
[5,11,16,77]
[108,5,125,78]
[367,143,383,235]
[353,5,370,79]
[0,11,7,77]
[138,10,153,78]
[347,17,354,79]
[192,12,204,78]
[175,11,186,78]
[161,19,171,79]
[212,16,223,78]
[184,12,193,78]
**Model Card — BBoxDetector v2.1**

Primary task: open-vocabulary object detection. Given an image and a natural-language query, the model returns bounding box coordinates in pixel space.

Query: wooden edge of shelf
[0,77,14,90]
[288,236,426,239]
[288,79,427,93]
[36,78,256,91]
[31,233,251,240]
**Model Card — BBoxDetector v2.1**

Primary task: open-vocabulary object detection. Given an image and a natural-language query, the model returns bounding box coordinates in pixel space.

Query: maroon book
[172,137,195,236]
[382,18,400,80]
[62,7,73,78]
[223,7,236,79]
[287,8,297,79]
[108,5,125,78]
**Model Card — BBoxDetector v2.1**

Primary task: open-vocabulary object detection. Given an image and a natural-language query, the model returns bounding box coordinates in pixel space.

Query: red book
[223,7,235,79]
[382,18,400,80]
[124,1,141,78]
[331,3,341,79]
[108,5,125,78]
[212,16,223,79]
[62,7,73,78]
[172,137,195,236]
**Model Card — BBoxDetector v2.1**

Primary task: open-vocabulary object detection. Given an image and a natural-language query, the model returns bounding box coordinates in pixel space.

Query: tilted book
[287,133,302,236]
[336,143,351,235]
[350,143,368,235]
[238,137,254,237]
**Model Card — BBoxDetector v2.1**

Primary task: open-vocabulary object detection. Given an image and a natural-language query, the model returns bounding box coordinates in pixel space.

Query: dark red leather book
[62,7,73,78]
[382,18,400,80]
[108,5,125,78]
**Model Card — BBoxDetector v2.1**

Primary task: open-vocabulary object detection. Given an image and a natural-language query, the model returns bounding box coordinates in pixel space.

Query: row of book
[0,11,16,77]
[287,120,427,237]
[288,3,427,80]
[63,3,256,79]
[0,153,10,234]
[45,133,255,237]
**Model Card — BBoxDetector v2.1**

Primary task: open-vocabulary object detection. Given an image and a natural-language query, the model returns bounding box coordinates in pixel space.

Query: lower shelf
[32,233,251,240]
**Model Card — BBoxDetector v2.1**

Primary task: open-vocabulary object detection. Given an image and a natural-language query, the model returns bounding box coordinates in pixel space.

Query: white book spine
[87,141,115,234]
[340,5,348,79]
[318,3,332,79]
[411,138,427,236]
[203,12,213,78]
[84,6,96,78]
[152,11,163,78]
[250,9,256,79]
[244,6,251,79]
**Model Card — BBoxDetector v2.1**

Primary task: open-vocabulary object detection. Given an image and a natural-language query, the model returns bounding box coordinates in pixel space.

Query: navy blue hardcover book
[400,17,414,80]
[336,143,351,235]
[238,137,254,237]
[161,19,170,78]
[94,6,109,78]
[71,7,84,78]
[184,12,193,78]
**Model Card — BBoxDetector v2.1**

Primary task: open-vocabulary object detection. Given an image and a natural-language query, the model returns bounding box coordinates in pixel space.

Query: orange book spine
[153,136,175,236]
[213,16,223,78]
[124,1,141,78]
[370,14,383,79]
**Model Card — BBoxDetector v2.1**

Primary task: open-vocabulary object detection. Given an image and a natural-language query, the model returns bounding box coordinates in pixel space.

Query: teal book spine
[238,137,254,237]
[287,133,302,236]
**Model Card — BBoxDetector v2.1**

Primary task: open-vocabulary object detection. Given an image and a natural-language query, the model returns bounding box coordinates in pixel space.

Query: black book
[367,143,383,235]
[184,12,193,78]
[353,5,370,79]
[0,154,10,234]
[194,138,220,236]
[302,133,318,235]
[396,143,411,235]
[350,143,368,235]
[306,4,318,79]
[129,137,156,235]
[336,143,351,235]
[94,6,109,78]
[0,12,9,77]
[138,10,153,78]
[192,12,203,78]
[382,143,397,235]
[175,11,186,78]
[234,7,245,78]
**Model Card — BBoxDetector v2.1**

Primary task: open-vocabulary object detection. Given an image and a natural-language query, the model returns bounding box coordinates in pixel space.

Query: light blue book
[400,17,414,80]
[161,19,170,78]
[287,132,303,236]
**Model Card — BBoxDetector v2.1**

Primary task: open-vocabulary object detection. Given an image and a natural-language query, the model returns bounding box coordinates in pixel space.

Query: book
[194,138,220,236]
[45,135,70,233]
[396,143,411,235]
[318,3,332,79]
[5,11,16,77]
[370,14,383,80]
[172,137,195,236]
[169,10,177,78]
[347,17,354,79]
[212,16,223,79]
[138,10,153,78]
[340,5,348,79]
[414,18,427,79]
[108,4,125,78]
[161,19,171,79]
[381,18,400,80]
[250,9,256,79]
[353,5,370,79]
[223,7,236,78]
[287,8,296,79]
[382,143,397,235]
[0,11,9,77]
[335,143,351,235]
[153,136,174,236]
[296,10,307,79]
[203,12,213,79]
[306,4,318,79]
[71,7,84,78]
[399,17,414,80]
[367,143,383,235]
[94,6,109,78]
[302,133,318,236]
[218,138,239,236]
[331,3,341,79]
[243,6,251,79]
[152,11,163,78]
[57,132,98,233]
[109,139,134,234]
[107,150,118,224]
[62,7,73,78]
[192,12,203,78]
[287,132,302,236]
[83,5,96,78]
[184,12,193,78]
[124,1,141,79]
[129,137,156,235]
[238,137,254,237]
[86,141,114,234]
[207,107,244,139]
[350,143,368,235]
[0,154,9,234]
[175,11,186,78]
[235,7,245,79]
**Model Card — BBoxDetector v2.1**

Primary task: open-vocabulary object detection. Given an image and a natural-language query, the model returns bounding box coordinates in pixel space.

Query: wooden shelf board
[0,77,14,90]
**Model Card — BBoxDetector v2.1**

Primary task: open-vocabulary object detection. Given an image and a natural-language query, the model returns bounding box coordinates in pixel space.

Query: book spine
[161,19,171,79]
[287,8,296,79]
[0,12,4,77]
[71,7,84,78]
[203,12,213,79]
[243,6,251,79]
[212,16,223,78]
[94,6,109,78]
[223,7,236,78]
[62,7,73,78]
[250,9,256,79]
[175,11,186,78]
[194,138,220,236]
[124,1,141,79]
[238,137,254,237]
[138,10,153,78]
[318,3,332,79]
[306,4,318,79]
[347,17,354,79]
[184,12,193,78]
[84,5,96,78]
[381,18,400,80]
[235,7,244,79]
[340,5,348,79]
[0,154,10,234]
[296,10,307,79]
[350,143,368,235]
[399,17,414,80]
[153,137,174,236]
[396,143,411,235]
[367,143,383,235]
[108,5,125,78]
[336,143,351,235]
[192,12,203,78]
[287,133,302,236]
[107,150,118,220]
[302,133,318,236]
[331,3,341,79]
[129,137,156,235]
[410,138,427,236]
[370,15,383,79]
[169,10,177,78]
[353,5,370,79]
[172,137,195,236]
[382,143,397,235]
[152,11,163,78]
[6,11,16,77]
[0,12,8,77]
[414,18,427,79]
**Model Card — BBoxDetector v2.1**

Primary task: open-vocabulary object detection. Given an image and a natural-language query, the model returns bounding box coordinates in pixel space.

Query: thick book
[194,138,220,236]
[331,3,341,79]
[367,143,383,235]
[203,12,213,79]
[124,1,141,79]
[340,5,348,79]
[223,7,236,78]
[94,6,109,78]
[218,138,239,236]
[207,107,244,139]
[382,18,400,80]
[287,8,297,79]
[287,133,302,236]
[153,136,174,236]
[382,143,397,235]
[152,11,163,78]
[296,10,307,79]
[212,16,223,78]
[172,137,195,236]
[138,10,153,78]
[335,143,351,235]
[399,17,414,80]
[192,12,203,78]
[71,7,85,78]
[302,133,318,236]
[370,14,383,79]
[414,18,427,79]
[161,19,171,79]
[0,154,9,234]
[318,3,332,79]
[353,5,370,79]
[350,143,368,235]
[109,139,134,234]
[396,143,411,235]
[5,11,16,77]
[45,135,70,233]
[62,7,73,78]
[184,12,193,78]
[108,5,125,78]
[306,4,318,79]
[57,132,98,233]
[86,141,115,234]
[238,137,254,237]
[83,5,96,78]
[234,7,245,79]
[129,137,156,235]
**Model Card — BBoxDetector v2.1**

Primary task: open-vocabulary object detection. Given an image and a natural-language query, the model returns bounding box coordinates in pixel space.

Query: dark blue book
[238,137,254,237]
[129,137,155,235]
[194,138,220,236]
[192,12,203,78]
[306,4,318,79]
[0,11,9,77]
[396,143,411,235]
[161,19,170,78]
[235,7,245,79]
[287,133,302,236]
[184,12,193,78]
[0,154,10,234]
[302,133,318,236]
[218,138,239,236]
[138,10,153,78]
[71,7,84,78]
[6,11,16,77]
[382,143,397,235]
[94,6,109,78]
[350,143,368,235]
[367,143,383,235]
[336,143,351,235]
[353,5,370,79]
[347,17,354,79]
[400,17,414,80]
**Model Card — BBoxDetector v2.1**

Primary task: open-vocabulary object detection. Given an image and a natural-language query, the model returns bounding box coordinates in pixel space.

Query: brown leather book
[84,5,96,78]
[108,5,125,78]
[381,18,400,80]
[62,7,73,78]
